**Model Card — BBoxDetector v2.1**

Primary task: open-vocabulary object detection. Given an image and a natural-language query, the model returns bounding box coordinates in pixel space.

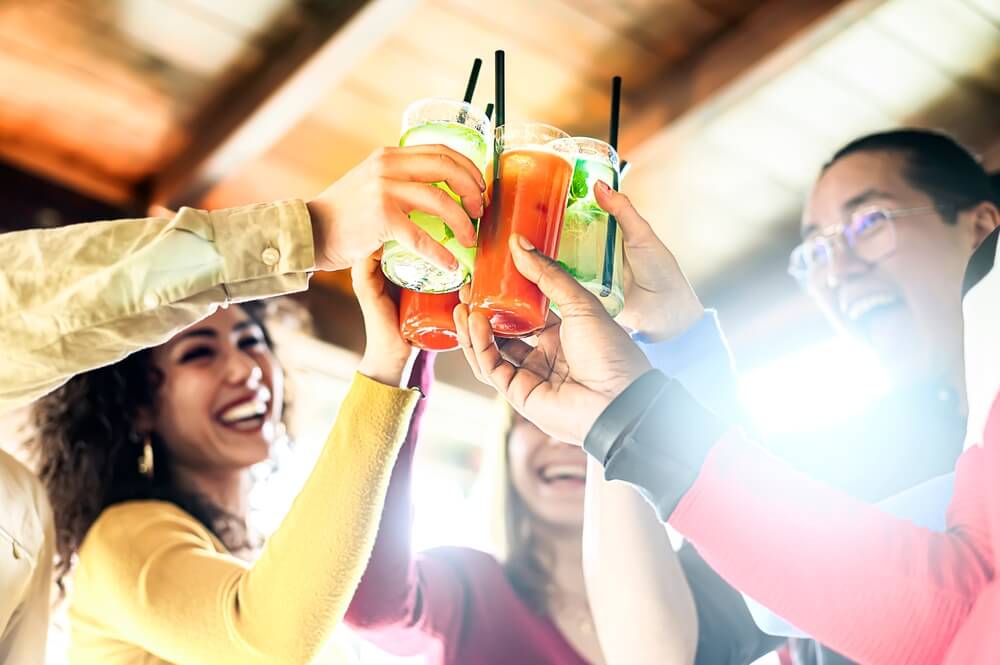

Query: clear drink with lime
[555,137,624,316]
[381,98,491,293]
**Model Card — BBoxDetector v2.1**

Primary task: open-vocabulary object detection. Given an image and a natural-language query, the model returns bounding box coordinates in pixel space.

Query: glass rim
[495,121,570,150]
[562,135,620,170]
[401,97,491,133]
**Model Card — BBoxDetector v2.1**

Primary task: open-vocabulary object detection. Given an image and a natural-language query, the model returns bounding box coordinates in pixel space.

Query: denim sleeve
[636,309,745,425]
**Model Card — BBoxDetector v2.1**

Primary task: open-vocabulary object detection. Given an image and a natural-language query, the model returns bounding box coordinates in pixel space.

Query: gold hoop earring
[138,436,154,478]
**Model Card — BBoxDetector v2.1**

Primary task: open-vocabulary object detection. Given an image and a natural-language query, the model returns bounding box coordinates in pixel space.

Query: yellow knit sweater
[67,373,420,665]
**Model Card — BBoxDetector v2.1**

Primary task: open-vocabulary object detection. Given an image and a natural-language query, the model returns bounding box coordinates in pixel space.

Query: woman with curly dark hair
[32,255,421,665]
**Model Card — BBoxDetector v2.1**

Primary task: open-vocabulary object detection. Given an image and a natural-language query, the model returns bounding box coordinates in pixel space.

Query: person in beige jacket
[0,143,487,662]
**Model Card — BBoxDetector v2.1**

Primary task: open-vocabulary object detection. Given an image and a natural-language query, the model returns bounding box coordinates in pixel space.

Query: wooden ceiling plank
[390,3,609,131]
[810,21,961,120]
[751,63,895,148]
[153,0,422,209]
[871,0,1000,98]
[620,0,881,155]
[435,0,662,86]
[556,0,729,63]
[963,0,1000,27]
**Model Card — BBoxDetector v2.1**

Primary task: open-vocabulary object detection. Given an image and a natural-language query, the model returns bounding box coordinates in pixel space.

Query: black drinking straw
[601,76,622,297]
[463,58,483,104]
[484,103,494,121]
[493,51,505,183]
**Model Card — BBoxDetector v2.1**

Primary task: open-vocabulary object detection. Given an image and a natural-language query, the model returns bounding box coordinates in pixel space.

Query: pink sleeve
[344,351,470,656]
[670,430,993,665]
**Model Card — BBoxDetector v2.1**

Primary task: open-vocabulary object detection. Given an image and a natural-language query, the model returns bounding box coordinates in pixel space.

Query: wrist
[629,295,705,343]
[358,347,416,389]
[583,370,671,465]
[306,198,341,272]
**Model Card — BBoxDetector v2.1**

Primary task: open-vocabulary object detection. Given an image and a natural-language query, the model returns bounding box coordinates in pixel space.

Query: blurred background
[0,1,998,662]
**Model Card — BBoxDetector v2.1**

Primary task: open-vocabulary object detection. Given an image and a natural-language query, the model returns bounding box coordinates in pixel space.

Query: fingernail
[516,235,535,250]
[595,180,610,194]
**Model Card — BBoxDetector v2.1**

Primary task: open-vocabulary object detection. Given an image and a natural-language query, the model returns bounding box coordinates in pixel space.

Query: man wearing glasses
[621,128,998,664]
[714,129,998,664]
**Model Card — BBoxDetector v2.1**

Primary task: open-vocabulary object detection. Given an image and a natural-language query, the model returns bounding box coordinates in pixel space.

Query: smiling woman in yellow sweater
[31,256,418,665]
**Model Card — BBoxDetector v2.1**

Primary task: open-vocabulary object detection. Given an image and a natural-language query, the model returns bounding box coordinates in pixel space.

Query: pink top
[344,352,590,665]
[670,393,1000,665]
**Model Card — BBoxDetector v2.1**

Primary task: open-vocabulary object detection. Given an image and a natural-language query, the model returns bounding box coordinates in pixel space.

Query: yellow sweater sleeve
[71,372,419,665]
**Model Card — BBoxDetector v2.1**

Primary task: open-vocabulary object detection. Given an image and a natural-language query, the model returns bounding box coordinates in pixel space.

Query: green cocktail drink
[381,98,491,293]
[556,137,624,316]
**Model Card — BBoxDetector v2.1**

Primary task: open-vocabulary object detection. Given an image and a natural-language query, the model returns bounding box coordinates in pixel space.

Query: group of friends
[1,128,999,665]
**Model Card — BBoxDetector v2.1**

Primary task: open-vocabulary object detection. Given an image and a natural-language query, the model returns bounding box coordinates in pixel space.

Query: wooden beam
[154,0,421,209]
[619,0,883,155]
[0,136,136,209]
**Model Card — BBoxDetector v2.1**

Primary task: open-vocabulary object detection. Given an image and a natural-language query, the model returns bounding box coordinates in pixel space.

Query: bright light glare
[740,337,892,436]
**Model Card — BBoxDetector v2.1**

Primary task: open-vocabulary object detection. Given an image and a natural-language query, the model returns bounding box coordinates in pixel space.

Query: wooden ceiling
[3,0,1000,362]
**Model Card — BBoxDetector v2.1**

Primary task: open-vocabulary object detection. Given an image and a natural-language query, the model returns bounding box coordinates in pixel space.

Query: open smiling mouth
[538,464,586,487]
[841,292,904,336]
[215,389,271,432]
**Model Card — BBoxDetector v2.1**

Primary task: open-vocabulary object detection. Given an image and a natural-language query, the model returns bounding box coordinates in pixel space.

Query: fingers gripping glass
[788,206,938,284]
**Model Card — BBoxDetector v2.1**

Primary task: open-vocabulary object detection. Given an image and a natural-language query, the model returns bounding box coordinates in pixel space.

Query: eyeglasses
[788,205,939,285]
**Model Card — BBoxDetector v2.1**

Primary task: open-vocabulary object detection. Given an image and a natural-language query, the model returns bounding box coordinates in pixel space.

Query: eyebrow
[801,188,897,239]
[841,188,895,214]
[175,328,216,341]
[233,321,258,334]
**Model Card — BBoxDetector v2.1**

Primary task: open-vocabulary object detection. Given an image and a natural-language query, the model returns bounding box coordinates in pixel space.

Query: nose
[224,348,264,387]
[824,240,870,289]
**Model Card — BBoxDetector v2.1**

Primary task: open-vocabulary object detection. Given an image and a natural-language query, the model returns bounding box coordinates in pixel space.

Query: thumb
[350,255,382,300]
[594,181,656,247]
[508,234,603,315]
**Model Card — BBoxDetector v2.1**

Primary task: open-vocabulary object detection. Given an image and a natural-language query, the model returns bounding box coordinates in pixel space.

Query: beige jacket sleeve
[0,200,315,414]
[0,449,55,664]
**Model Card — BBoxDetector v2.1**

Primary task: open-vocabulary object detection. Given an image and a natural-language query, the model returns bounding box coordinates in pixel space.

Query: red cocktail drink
[399,289,461,351]
[469,124,574,337]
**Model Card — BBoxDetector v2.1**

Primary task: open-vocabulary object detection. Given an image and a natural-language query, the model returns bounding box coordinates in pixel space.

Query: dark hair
[825,129,999,223]
[492,404,556,615]
[33,302,276,590]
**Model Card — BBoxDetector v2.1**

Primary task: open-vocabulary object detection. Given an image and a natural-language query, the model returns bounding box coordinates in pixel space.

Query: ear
[969,201,1000,249]
[135,407,156,437]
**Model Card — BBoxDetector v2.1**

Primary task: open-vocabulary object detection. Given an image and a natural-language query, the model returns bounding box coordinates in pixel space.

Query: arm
[0,454,55,664]
[78,372,420,665]
[594,377,993,665]
[345,351,475,656]
[743,471,956,638]
[1,142,490,415]
[0,201,314,413]
[636,309,744,425]
[583,456,698,665]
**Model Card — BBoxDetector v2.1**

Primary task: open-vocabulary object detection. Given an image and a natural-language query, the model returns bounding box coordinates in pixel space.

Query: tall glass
[469,123,575,337]
[381,98,491,293]
[556,137,624,316]
[398,289,460,351]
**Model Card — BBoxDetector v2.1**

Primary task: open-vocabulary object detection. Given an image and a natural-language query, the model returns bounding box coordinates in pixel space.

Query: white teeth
[540,464,586,481]
[845,294,901,322]
[219,400,267,425]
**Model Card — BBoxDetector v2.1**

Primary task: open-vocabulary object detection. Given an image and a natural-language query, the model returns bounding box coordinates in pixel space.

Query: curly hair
[32,302,274,590]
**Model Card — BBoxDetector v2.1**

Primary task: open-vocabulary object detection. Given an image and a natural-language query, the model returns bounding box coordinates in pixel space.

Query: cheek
[506,441,540,499]
[263,359,285,422]
[153,372,214,446]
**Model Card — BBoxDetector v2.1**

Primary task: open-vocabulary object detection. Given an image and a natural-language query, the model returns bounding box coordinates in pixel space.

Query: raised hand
[308,145,486,273]
[454,234,651,444]
[594,181,704,342]
[352,254,415,387]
